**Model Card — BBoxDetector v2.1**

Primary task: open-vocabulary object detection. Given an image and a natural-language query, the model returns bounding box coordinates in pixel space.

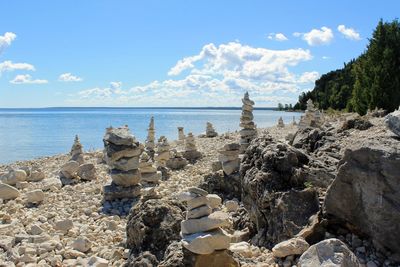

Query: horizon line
[0,106,281,110]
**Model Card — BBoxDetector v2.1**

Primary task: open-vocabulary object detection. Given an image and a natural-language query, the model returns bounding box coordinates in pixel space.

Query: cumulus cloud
[0,32,16,54]
[10,74,48,84]
[298,71,320,83]
[0,60,35,75]
[74,42,317,106]
[302,27,334,46]
[337,25,361,40]
[267,33,288,41]
[58,73,82,82]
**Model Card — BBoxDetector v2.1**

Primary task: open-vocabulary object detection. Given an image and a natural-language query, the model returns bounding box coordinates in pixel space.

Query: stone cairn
[292,116,297,126]
[139,151,161,199]
[145,116,156,158]
[277,117,285,128]
[167,149,188,170]
[103,126,143,201]
[298,99,322,129]
[177,127,185,144]
[60,135,96,185]
[239,92,257,153]
[154,136,171,168]
[183,132,202,162]
[178,187,230,255]
[218,143,240,176]
[206,122,218,137]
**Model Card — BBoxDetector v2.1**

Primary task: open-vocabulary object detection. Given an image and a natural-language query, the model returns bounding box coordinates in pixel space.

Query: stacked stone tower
[145,117,156,158]
[70,135,84,164]
[218,143,240,176]
[183,132,202,161]
[239,92,256,153]
[206,122,218,137]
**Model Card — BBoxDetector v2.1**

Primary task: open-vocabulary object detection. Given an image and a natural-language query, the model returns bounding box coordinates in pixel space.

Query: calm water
[0,108,302,164]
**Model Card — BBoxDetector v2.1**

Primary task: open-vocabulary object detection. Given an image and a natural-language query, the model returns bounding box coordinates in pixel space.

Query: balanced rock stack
[60,136,96,185]
[145,116,156,158]
[183,132,202,161]
[177,127,185,144]
[218,143,240,175]
[292,116,297,125]
[103,126,143,201]
[167,150,188,170]
[139,151,161,184]
[154,136,171,168]
[179,187,230,255]
[70,135,84,164]
[206,122,218,137]
[239,92,257,153]
[277,117,285,128]
[298,99,322,129]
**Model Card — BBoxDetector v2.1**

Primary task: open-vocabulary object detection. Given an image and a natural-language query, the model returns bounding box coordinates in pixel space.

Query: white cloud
[298,71,320,83]
[74,41,316,106]
[58,73,82,82]
[322,56,330,60]
[302,27,334,46]
[0,32,16,54]
[10,74,48,84]
[0,60,35,75]
[267,33,288,41]
[337,25,361,40]
[293,32,302,37]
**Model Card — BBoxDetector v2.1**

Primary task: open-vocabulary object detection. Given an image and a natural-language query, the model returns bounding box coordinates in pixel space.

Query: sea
[0,107,302,164]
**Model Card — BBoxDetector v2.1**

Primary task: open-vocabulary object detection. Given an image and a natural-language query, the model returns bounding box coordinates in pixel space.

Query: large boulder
[0,169,27,185]
[241,135,320,248]
[126,199,185,261]
[298,238,359,267]
[385,107,400,136]
[0,183,20,200]
[324,140,400,257]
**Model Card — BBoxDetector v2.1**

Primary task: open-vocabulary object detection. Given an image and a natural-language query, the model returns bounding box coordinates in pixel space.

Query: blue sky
[0,0,399,108]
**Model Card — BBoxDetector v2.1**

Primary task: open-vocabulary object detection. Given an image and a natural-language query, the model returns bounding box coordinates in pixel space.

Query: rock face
[218,143,240,176]
[324,140,400,257]
[200,170,242,200]
[103,126,143,201]
[0,183,20,200]
[154,136,171,168]
[126,199,184,261]
[385,106,400,136]
[70,135,84,164]
[183,133,202,161]
[145,116,156,157]
[239,92,256,153]
[277,117,285,128]
[298,238,359,267]
[241,135,320,248]
[178,188,231,255]
[205,122,218,138]
[139,151,162,184]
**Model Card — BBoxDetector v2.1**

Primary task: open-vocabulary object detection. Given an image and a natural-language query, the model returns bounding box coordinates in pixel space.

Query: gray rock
[385,108,400,136]
[272,237,309,258]
[103,183,141,201]
[110,169,141,187]
[77,163,96,181]
[324,141,400,257]
[0,183,20,200]
[60,161,79,179]
[25,189,45,204]
[298,238,359,267]
[104,126,135,146]
[0,169,27,185]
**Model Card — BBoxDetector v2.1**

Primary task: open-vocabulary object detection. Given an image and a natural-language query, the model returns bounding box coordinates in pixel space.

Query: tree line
[294,19,400,115]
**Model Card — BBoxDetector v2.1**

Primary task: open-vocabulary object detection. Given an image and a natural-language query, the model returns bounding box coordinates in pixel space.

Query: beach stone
[87,256,109,267]
[104,126,135,145]
[29,224,44,235]
[77,163,96,180]
[178,191,197,202]
[298,238,359,267]
[222,158,240,175]
[110,156,140,171]
[187,205,212,219]
[28,170,45,182]
[182,228,231,255]
[60,161,79,179]
[0,183,20,200]
[141,172,162,183]
[225,200,239,212]
[25,189,45,204]
[103,183,141,201]
[104,143,142,163]
[272,237,310,258]
[0,235,15,250]
[385,107,400,136]
[0,169,27,185]
[55,219,73,232]
[187,196,209,210]
[39,178,62,191]
[166,156,188,170]
[188,187,208,196]
[110,169,141,186]
[206,194,222,209]
[71,237,91,253]
[181,211,229,235]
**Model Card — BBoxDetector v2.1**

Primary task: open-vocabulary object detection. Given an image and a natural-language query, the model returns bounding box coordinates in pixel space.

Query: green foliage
[295,19,400,114]
[304,181,314,188]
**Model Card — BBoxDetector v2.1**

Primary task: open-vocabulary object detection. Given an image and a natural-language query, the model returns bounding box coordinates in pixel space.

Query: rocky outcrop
[340,117,373,132]
[200,170,241,200]
[385,107,400,136]
[298,238,359,267]
[241,135,320,248]
[126,199,185,261]
[323,139,400,257]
